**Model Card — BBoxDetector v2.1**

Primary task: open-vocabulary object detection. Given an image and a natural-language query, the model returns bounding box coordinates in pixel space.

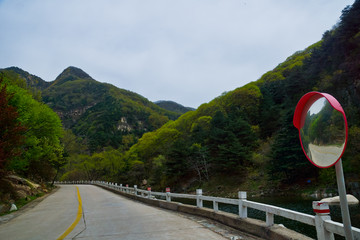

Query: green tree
[4,79,64,181]
[187,143,210,182]
[0,78,26,170]
[270,110,316,183]
[208,111,256,171]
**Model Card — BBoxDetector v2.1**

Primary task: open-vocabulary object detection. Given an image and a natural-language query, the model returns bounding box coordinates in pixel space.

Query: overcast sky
[0,0,354,108]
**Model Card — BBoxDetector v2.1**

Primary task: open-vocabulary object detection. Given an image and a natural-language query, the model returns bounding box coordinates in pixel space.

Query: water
[171,196,360,239]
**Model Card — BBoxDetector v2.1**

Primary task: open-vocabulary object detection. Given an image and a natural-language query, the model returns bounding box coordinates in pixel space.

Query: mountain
[155,100,195,114]
[1,66,181,153]
[1,66,50,90]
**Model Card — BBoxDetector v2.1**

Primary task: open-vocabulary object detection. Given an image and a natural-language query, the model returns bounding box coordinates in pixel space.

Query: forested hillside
[0,75,64,185]
[155,100,195,114]
[1,67,180,153]
[58,0,360,193]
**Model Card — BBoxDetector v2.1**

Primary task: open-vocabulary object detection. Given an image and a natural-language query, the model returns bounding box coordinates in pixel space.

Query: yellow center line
[57,186,83,240]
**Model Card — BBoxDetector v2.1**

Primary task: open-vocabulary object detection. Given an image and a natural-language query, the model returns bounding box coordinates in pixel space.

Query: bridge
[1,182,359,240]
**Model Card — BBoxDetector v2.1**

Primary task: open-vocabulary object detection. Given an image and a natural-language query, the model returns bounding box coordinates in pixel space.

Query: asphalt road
[0,185,252,240]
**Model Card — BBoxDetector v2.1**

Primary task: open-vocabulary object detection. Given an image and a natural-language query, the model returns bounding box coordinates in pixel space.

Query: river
[171,196,360,239]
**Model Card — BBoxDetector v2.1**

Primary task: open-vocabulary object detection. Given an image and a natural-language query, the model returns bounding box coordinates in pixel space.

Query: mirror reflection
[300,97,346,167]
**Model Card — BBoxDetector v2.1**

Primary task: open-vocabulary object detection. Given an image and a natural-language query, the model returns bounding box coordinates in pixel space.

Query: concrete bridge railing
[55,180,360,240]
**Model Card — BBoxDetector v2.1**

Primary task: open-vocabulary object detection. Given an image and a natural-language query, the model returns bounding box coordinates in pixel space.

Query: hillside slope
[155,100,195,114]
[1,66,180,152]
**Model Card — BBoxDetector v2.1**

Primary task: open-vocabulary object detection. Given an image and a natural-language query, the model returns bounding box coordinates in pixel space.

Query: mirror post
[294,92,354,239]
[335,159,354,240]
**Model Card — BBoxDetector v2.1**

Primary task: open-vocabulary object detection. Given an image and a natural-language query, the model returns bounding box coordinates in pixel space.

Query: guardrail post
[134,185,137,195]
[238,191,247,218]
[196,189,203,208]
[266,212,274,226]
[126,184,129,193]
[213,200,219,212]
[147,187,152,199]
[313,201,334,240]
[166,187,171,202]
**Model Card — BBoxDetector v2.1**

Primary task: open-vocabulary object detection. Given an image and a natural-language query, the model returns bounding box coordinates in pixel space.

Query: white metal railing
[55,180,360,240]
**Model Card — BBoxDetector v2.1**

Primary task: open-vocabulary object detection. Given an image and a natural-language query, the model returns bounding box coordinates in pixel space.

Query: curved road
[0,185,248,240]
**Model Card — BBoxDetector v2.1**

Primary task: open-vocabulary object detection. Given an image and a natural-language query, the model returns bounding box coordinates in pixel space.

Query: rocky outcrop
[117,117,132,132]
[321,194,359,205]
[0,175,47,214]
[56,103,97,120]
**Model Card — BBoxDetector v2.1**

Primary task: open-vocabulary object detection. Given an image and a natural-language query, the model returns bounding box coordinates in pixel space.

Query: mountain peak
[53,66,93,85]
[155,100,195,114]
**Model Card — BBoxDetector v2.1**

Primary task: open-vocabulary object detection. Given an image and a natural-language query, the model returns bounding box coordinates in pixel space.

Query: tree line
[0,75,65,185]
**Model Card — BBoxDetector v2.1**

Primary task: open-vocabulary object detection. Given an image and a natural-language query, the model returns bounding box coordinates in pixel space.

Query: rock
[24,179,40,189]
[321,194,359,205]
[16,190,28,199]
[10,204,17,212]
[5,174,44,199]
[6,175,27,185]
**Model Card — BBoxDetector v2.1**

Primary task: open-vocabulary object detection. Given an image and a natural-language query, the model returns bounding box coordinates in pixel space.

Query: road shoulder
[0,186,59,225]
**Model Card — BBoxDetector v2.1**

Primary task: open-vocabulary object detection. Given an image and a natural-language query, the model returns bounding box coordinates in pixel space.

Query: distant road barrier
[55,180,360,240]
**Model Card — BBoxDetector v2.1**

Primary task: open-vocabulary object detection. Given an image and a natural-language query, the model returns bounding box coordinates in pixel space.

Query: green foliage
[0,67,47,101]
[155,100,195,114]
[39,66,179,152]
[207,111,257,171]
[270,110,315,183]
[318,168,336,186]
[0,78,26,168]
[1,73,64,182]
[60,147,126,183]
[343,126,360,175]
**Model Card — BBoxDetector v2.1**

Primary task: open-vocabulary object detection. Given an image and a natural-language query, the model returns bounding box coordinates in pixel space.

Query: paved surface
[307,143,344,167]
[0,185,260,240]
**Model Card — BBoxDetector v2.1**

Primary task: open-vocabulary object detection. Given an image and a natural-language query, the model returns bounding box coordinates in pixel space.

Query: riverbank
[185,172,360,202]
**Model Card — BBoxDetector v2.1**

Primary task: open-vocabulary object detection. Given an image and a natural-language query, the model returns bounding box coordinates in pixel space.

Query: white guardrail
[55,180,360,240]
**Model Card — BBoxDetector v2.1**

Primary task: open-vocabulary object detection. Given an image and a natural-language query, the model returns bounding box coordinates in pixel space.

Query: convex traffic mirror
[293,92,348,168]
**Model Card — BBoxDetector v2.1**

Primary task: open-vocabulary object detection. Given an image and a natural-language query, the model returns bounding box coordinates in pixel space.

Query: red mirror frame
[293,91,348,168]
